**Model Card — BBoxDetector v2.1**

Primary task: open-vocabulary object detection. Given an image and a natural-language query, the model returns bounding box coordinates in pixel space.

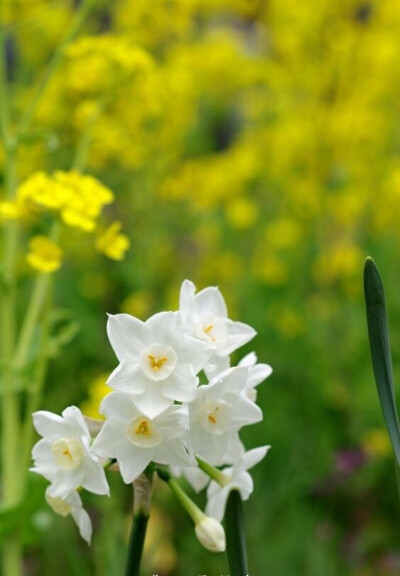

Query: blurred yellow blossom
[0,201,24,220]
[26,236,63,273]
[96,222,130,261]
[17,171,115,232]
[121,291,155,319]
[362,428,392,459]
[226,197,258,229]
[65,36,153,96]
[80,374,111,420]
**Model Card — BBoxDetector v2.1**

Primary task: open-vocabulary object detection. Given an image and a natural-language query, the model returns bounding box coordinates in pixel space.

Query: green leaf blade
[225,490,248,576]
[364,257,400,465]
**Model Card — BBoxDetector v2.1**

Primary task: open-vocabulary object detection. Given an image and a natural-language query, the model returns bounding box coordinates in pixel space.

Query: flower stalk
[125,472,153,576]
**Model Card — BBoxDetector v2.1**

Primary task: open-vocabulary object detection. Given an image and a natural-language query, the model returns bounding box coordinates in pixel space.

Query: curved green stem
[196,455,229,486]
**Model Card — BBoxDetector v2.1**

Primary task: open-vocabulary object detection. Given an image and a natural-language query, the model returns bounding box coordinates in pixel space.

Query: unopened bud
[195,516,226,552]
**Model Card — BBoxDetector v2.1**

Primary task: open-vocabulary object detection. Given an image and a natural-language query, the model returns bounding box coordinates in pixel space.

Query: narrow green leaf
[225,490,248,576]
[364,257,400,465]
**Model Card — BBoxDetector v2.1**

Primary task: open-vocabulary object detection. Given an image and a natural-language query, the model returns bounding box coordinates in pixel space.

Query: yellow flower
[17,171,115,232]
[17,172,67,210]
[26,235,63,273]
[80,374,111,420]
[362,428,391,459]
[0,201,23,220]
[96,222,130,260]
[226,197,258,229]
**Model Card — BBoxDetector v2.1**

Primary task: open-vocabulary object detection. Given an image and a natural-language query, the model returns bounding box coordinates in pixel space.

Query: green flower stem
[16,0,95,138]
[157,467,204,524]
[225,490,249,576]
[196,455,229,486]
[14,273,50,372]
[0,16,22,576]
[72,92,110,172]
[125,473,152,576]
[20,275,53,490]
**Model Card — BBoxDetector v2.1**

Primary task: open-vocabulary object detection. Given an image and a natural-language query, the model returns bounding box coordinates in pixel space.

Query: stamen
[148,354,168,371]
[135,420,151,436]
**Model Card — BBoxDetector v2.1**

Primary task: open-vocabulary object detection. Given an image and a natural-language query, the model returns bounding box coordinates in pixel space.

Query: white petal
[146,311,181,343]
[179,280,196,317]
[32,438,54,471]
[32,411,67,439]
[238,446,270,472]
[100,393,138,426]
[156,405,189,439]
[161,367,198,402]
[195,286,227,318]
[204,355,230,379]
[217,320,256,356]
[71,507,92,545]
[62,406,90,439]
[247,364,273,388]
[153,439,193,467]
[107,355,145,394]
[234,471,254,500]
[116,443,151,484]
[132,385,173,419]
[91,422,126,459]
[107,314,148,361]
[230,396,263,428]
[206,485,230,522]
[82,456,110,495]
[238,352,257,367]
[183,466,210,492]
[48,469,83,498]
[176,335,213,374]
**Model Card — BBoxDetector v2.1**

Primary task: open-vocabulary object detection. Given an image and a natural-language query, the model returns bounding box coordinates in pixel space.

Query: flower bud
[195,516,226,552]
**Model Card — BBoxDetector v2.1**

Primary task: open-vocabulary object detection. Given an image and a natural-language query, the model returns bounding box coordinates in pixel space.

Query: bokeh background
[3,0,400,574]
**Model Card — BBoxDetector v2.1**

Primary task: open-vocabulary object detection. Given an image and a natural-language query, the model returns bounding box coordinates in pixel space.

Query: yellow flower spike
[96,221,130,261]
[26,235,63,273]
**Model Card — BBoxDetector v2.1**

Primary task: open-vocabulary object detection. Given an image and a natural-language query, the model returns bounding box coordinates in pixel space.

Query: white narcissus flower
[107,311,211,418]
[31,406,109,498]
[45,486,92,544]
[179,280,256,377]
[91,392,194,484]
[238,352,273,402]
[187,366,263,464]
[206,446,270,522]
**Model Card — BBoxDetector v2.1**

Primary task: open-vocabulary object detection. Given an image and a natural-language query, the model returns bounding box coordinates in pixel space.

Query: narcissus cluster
[31,280,271,548]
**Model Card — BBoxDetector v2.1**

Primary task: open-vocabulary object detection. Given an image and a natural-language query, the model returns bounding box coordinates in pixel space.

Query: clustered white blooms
[31,280,271,548]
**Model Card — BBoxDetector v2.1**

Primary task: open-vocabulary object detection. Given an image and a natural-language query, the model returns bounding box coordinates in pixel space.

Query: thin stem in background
[0,8,22,576]
[16,0,96,138]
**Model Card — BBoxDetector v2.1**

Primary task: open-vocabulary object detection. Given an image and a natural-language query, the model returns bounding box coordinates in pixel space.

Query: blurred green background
[3,0,400,574]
